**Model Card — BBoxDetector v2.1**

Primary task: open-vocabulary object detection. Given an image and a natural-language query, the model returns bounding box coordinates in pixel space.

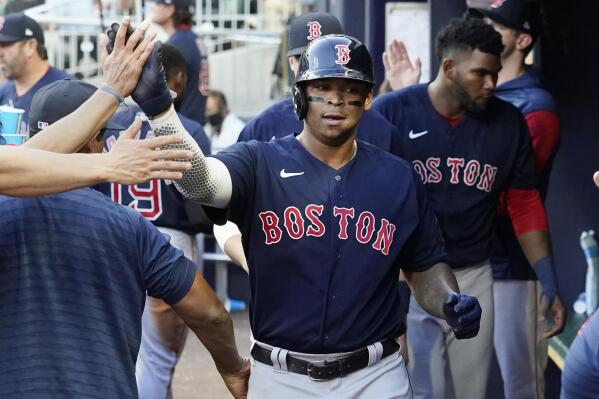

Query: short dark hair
[36,41,47,60]
[435,17,504,62]
[208,90,227,108]
[161,43,186,80]
[173,8,193,27]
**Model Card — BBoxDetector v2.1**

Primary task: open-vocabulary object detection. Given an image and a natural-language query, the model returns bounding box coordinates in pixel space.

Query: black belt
[250,338,399,381]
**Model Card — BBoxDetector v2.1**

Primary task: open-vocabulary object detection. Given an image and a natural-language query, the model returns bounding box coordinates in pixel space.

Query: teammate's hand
[101,17,156,100]
[220,357,250,399]
[105,117,192,184]
[106,22,172,117]
[382,39,422,91]
[443,292,482,340]
[540,294,567,338]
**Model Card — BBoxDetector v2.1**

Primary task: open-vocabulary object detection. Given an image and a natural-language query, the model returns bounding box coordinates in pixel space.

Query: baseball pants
[493,280,547,399]
[407,261,494,399]
[136,227,196,399]
[248,339,413,399]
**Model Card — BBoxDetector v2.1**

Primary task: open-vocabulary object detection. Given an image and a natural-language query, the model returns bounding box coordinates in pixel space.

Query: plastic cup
[0,105,25,134]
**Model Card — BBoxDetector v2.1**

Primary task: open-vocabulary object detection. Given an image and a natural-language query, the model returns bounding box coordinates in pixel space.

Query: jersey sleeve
[507,112,538,190]
[524,110,560,173]
[202,141,257,226]
[188,122,212,155]
[371,92,404,156]
[398,169,448,271]
[127,208,196,305]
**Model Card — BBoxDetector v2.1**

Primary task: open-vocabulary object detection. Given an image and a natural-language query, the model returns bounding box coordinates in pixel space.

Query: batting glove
[443,292,482,340]
[106,23,173,117]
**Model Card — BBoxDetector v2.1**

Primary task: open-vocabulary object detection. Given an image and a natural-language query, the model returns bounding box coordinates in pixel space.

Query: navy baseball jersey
[96,104,211,234]
[0,188,195,398]
[237,97,395,151]
[205,136,447,353]
[0,66,71,133]
[492,68,560,280]
[372,84,536,269]
[168,28,209,125]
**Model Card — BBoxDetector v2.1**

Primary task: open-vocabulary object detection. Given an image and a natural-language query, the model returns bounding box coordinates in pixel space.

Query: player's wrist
[533,255,559,303]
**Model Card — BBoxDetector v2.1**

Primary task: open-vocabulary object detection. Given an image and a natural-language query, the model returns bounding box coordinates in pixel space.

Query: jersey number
[111,180,163,221]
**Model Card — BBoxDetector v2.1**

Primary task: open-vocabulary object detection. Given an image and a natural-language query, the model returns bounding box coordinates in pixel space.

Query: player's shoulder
[361,108,397,130]
[358,139,415,172]
[373,83,427,107]
[239,98,299,142]
[0,80,13,97]
[486,96,524,120]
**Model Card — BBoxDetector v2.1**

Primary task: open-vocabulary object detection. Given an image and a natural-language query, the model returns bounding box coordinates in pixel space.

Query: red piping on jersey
[177,25,192,31]
[506,188,549,235]
[435,109,465,126]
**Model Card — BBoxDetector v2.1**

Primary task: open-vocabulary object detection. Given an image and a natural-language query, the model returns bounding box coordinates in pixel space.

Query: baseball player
[95,43,211,399]
[466,3,565,398]
[372,17,565,399]
[124,28,484,398]
[237,12,397,151]
[0,77,248,399]
[561,312,599,398]
[0,13,72,131]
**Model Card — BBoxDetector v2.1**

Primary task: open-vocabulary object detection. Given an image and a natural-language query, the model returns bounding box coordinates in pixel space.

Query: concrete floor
[172,311,252,399]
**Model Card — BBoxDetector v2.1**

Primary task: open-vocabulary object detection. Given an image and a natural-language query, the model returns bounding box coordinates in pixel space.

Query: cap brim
[470,8,527,33]
[0,33,22,43]
[286,46,307,58]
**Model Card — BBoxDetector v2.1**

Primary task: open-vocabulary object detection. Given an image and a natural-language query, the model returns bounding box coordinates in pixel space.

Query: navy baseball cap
[287,12,343,57]
[469,0,540,37]
[0,13,44,44]
[29,79,124,134]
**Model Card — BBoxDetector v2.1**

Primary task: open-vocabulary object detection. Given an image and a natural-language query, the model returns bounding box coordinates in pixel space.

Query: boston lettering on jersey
[412,157,498,192]
[205,136,447,353]
[373,84,537,269]
[258,205,396,255]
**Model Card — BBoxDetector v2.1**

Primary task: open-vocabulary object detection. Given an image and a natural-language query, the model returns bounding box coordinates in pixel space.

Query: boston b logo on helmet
[292,34,375,120]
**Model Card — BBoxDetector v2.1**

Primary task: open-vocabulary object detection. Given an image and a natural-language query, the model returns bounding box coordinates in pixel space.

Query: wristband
[533,256,559,303]
[100,84,124,105]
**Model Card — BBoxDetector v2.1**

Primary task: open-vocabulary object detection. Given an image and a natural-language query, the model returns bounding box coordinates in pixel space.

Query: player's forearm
[0,147,110,196]
[149,106,232,207]
[404,262,459,318]
[517,230,552,265]
[23,90,119,153]
[173,273,244,375]
[214,222,248,272]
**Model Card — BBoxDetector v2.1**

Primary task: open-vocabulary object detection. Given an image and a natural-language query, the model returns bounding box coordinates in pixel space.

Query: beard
[452,76,491,114]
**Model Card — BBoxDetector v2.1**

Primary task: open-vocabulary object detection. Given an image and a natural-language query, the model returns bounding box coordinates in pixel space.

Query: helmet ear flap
[292,83,308,120]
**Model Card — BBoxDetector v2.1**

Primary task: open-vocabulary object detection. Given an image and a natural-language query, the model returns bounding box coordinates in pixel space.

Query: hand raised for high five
[382,39,422,91]
[100,17,156,101]
[105,21,173,117]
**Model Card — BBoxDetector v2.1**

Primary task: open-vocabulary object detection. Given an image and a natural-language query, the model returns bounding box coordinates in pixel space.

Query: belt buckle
[307,359,342,382]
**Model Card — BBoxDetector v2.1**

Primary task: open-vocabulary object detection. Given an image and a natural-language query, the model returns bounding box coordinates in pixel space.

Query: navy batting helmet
[292,34,374,120]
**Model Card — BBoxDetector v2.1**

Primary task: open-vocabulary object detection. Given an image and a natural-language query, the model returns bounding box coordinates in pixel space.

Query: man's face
[0,41,27,79]
[303,78,372,146]
[449,49,501,113]
[166,70,187,108]
[485,18,519,59]
[205,96,226,129]
[149,2,174,25]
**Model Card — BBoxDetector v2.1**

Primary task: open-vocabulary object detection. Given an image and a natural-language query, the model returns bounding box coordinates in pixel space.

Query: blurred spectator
[205,89,244,154]
[149,0,209,124]
[3,0,44,14]
[0,13,71,133]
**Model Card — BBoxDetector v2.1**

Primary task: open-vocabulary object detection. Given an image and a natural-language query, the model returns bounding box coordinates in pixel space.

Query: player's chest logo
[257,205,396,256]
[412,157,498,192]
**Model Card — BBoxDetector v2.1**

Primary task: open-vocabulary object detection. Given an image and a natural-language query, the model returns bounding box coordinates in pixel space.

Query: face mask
[207,113,223,127]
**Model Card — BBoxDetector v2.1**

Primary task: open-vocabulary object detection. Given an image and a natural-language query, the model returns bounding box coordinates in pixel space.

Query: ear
[364,90,374,111]
[23,39,38,58]
[442,58,456,80]
[516,33,533,52]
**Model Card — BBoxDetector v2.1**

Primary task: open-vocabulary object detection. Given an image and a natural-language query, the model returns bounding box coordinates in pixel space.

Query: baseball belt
[250,338,399,381]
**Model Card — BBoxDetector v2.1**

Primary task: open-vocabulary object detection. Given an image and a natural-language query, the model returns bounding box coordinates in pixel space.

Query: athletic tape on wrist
[100,84,124,105]
[533,255,559,303]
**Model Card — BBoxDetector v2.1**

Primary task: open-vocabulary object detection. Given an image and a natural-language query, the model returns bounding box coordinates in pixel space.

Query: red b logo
[306,21,322,41]
[334,44,351,65]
